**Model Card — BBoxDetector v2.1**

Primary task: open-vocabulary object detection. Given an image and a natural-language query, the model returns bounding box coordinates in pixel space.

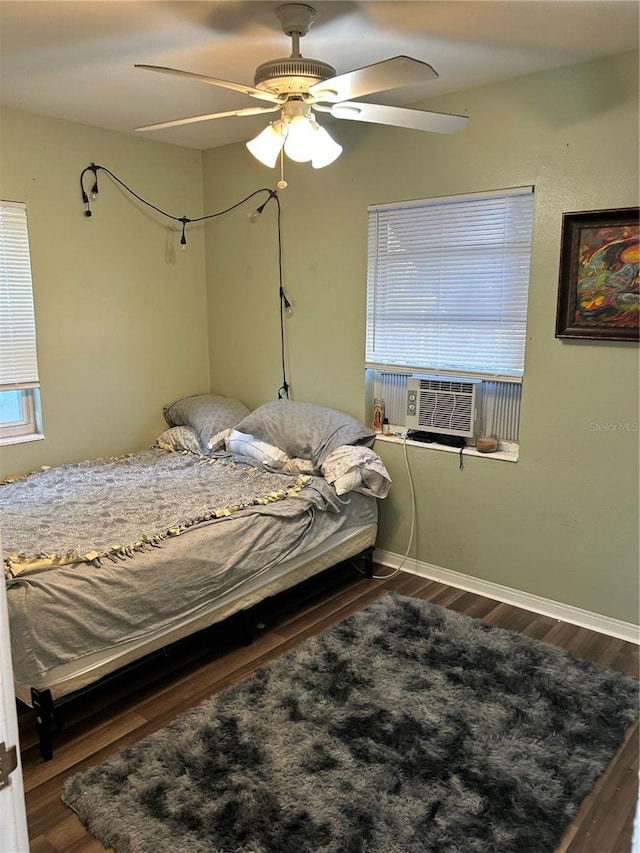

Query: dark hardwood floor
[19,564,639,853]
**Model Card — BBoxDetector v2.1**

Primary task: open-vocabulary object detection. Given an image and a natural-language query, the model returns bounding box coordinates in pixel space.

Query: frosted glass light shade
[247,115,342,169]
[246,123,285,168]
[311,125,343,168]
[283,116,316,162]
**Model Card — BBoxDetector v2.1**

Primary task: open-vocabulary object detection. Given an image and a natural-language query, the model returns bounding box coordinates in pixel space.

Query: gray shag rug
[62,593,638,853]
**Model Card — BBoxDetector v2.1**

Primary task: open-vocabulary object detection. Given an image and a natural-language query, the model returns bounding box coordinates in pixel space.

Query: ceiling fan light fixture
[283,114,317,162]
[311,125,343,168]
[246,121,286,167]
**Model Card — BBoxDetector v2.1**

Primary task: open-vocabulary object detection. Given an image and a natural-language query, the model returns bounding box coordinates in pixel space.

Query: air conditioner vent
[420,378,470,394]
[406,376,481,438]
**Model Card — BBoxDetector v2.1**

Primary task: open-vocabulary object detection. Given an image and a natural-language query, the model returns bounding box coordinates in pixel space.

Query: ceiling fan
[135,3,468,169]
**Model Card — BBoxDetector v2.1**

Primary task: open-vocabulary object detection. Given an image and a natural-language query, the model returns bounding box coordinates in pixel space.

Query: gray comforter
[2,449,320,575]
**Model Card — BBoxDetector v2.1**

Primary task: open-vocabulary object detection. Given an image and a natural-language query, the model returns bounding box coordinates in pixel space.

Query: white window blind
[366,186,534,381]
[0,201,40,390]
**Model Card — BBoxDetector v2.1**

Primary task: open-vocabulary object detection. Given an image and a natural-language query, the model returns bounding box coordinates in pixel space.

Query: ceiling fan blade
[326,101,468,134]
[135,64,282,105]
[308,56,438,104]
[135,105,281,133]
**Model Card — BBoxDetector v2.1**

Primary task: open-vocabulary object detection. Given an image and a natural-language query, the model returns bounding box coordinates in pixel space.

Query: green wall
[0,108,210,475]
[0,52,636,625]
[202,51,639,624]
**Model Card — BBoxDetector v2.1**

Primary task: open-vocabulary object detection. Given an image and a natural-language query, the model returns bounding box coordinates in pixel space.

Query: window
[0,201,42,444]
[366,186,534,446]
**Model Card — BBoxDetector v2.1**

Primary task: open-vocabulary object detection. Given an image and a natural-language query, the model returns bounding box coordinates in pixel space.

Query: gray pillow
[234,400,375,466]
[163,394,250,452]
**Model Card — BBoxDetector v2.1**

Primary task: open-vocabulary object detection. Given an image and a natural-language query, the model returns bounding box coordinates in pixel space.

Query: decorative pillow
[155,425,203,455]
[226,430,291,469]
[332,470,363,496]
[234,400,375,467]
[321,445,392,498]
[209,428,232,453]
[281,457,318,476]
[163,394,250,452]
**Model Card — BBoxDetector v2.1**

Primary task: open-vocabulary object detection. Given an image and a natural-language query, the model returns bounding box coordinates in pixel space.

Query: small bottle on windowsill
[373,399,385,433]
[382,418,390,436]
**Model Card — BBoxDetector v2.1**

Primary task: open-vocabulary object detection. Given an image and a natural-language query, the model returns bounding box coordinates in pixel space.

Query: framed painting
[555,207,639,341]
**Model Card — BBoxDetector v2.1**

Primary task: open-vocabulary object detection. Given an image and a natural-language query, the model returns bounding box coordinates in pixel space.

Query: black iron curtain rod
[79,163,290,398]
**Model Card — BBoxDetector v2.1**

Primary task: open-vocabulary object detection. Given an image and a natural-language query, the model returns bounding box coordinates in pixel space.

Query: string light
[90,165,99,200]
[179,217,188,251]
[248,190,278,224]
[79,164,291,398]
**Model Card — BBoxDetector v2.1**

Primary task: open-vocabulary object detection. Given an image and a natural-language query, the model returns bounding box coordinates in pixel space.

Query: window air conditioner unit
[406,376,481,439]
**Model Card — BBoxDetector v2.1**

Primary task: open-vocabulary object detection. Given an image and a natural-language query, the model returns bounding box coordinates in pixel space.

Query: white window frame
[0,201,43,445]
[366,186,535,455]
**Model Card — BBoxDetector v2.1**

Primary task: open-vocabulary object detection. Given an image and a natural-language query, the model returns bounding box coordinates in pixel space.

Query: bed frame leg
[31,688,62,762]
[236,609,256,646]
[362,546,374,579]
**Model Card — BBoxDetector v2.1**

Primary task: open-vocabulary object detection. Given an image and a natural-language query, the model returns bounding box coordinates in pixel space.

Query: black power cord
[79,163,291,399]
[271,192,291,400]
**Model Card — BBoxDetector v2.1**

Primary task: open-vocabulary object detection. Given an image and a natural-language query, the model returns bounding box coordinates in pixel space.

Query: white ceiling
[1,0,638,150]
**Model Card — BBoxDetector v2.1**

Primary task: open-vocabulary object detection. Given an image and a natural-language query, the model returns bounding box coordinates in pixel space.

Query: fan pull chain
[277,148,288,190]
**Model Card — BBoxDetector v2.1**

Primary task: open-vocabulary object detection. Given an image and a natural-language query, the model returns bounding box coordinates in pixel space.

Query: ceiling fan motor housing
[253,57,336,95]
[255,4,333,96]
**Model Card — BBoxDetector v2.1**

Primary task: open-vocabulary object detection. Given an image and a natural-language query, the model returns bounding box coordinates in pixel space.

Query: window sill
[374,432,519,463]
[0,432,45,447]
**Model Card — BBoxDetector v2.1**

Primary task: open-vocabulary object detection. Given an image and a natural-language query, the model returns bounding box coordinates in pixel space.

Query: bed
[2,396,391,759]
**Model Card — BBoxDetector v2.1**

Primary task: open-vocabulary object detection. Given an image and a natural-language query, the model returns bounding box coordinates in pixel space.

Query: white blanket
[321,445,392,498]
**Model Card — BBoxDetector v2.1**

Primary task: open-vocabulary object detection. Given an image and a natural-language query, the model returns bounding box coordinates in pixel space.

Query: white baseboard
[374,549,640,644]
